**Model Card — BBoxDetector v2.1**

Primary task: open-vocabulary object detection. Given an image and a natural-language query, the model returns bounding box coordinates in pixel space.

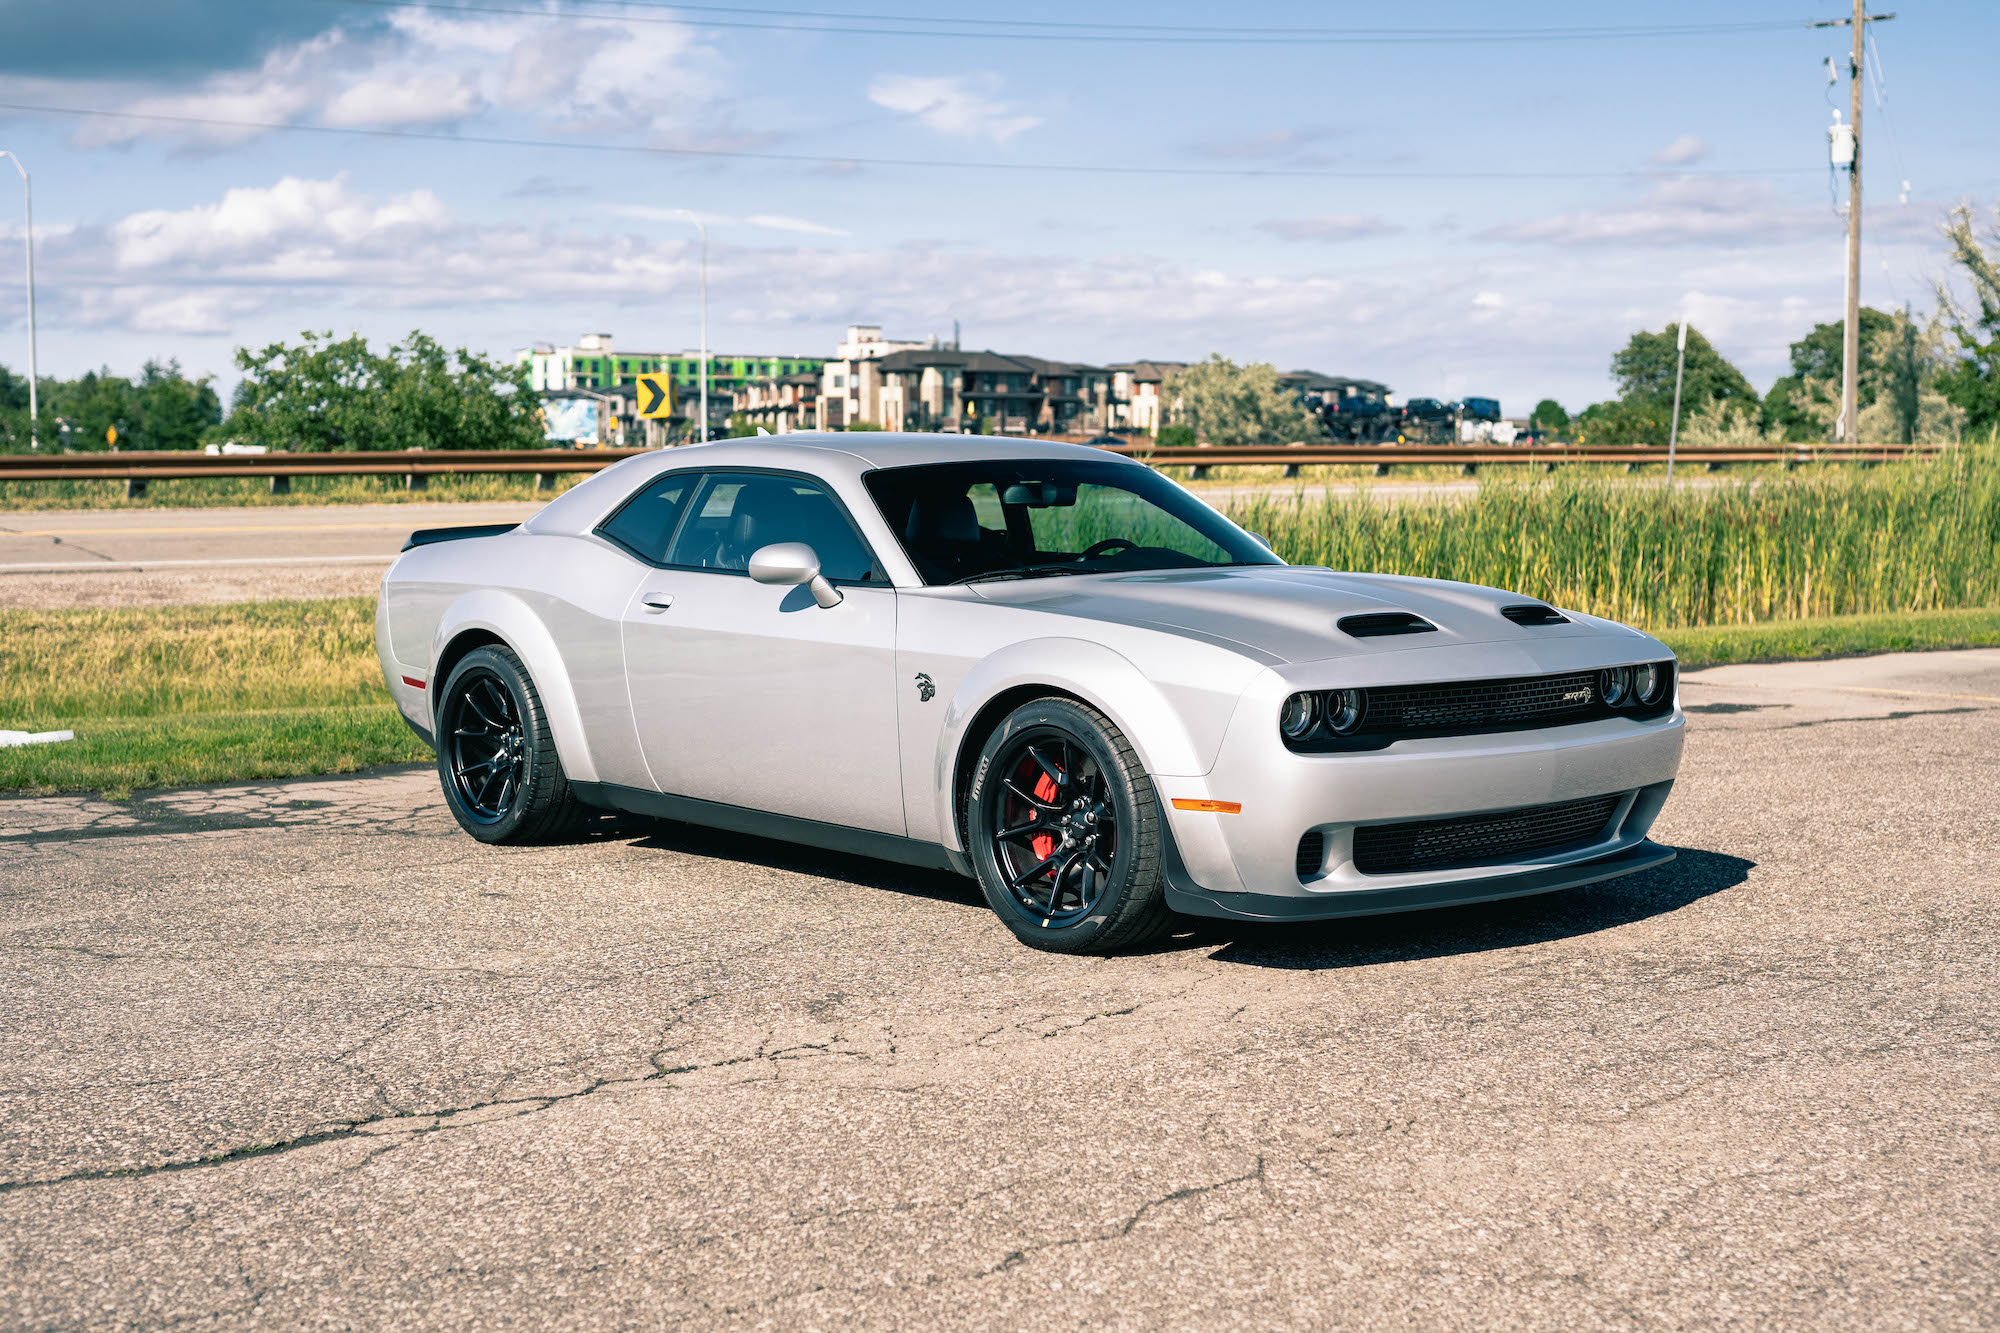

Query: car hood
[967,565,1633,665]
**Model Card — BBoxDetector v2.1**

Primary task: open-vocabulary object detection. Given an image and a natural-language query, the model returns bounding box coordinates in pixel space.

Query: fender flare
[431,589,600,784]
[931,636,1208,855]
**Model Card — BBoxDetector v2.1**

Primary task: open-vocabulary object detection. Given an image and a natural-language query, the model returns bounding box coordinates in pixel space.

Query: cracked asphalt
[1,650,1996,1329]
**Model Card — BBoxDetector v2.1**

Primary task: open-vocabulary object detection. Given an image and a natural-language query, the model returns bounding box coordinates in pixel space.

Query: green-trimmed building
[520,333,824,417]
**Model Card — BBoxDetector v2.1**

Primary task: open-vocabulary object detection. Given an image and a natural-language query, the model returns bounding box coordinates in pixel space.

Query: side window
[665,472,883,583]
[598,473,695,564]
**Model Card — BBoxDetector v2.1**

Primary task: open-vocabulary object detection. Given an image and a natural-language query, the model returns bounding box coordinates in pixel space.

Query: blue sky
[0,0,1995,414]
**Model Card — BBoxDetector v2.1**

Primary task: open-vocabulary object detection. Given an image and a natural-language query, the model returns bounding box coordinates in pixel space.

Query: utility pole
[1814,7,1894,445]
[662,210,709,443]
[0,152,37,451]
[1666,319,1688,489]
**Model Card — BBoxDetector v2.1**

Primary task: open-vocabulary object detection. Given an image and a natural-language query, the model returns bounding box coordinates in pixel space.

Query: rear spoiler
[401,523,518,552]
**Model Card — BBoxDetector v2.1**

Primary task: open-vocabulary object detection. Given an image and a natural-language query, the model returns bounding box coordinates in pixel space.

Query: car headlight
[1325,688,1366,734]
[1599,666,1631,707]
[1279,691,1320,740]
[1633,661,1667,706]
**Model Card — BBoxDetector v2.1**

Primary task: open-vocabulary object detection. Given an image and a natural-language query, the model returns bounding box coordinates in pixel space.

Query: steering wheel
[1079,538,1138,561]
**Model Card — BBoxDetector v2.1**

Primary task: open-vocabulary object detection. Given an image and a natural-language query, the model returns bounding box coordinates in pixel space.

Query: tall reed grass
[1225,444,2000,630]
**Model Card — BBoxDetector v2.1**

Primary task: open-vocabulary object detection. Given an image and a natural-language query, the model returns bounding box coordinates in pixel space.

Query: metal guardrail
[0,441,1940,493]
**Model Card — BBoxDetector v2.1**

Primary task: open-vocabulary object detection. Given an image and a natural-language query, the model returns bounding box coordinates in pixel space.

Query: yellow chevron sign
[636,373,674,418]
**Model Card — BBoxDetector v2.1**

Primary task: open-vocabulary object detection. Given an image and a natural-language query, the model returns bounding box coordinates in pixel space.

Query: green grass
[1656,606,2000,670]
[1226,444,2000,630]
[0,597,428,797]
[0,706,427,798]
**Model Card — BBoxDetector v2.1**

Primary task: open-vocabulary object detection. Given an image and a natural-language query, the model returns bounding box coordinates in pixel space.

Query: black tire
[434,644,587,845]
[965,697,1174,954]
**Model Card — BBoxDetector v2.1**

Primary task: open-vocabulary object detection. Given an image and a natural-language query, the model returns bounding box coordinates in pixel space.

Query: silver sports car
[377,434,1684,952]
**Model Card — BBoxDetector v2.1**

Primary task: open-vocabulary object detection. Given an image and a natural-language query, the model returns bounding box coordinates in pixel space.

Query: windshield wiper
[950,563,1088,586]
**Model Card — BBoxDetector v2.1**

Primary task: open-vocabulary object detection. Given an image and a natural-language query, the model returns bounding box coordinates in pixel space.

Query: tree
[1935,201,2000,433]
[1529,399,1569,432]
[1161,355,1324,448]
[1582,325,1757,445]
[222,330,543,451]
[1858,308,1965,445]
[0,360,221,452]
[1762,307,1893,441]
[132,360,222,450]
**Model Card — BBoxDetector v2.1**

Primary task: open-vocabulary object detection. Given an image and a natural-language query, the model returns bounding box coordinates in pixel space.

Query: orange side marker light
[1171,799,1243,814]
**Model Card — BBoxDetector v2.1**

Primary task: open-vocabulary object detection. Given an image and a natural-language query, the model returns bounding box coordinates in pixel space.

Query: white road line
[0,555,395,573]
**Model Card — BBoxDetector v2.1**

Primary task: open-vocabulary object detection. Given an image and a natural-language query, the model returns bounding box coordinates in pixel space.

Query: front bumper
[1152,640,1687,917]
[1165,837,1676,922]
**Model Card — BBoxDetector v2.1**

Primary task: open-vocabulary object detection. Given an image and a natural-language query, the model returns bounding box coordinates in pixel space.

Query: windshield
[864,458,1282,586]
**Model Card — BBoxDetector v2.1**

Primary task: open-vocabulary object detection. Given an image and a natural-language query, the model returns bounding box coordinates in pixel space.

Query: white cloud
[1652,134,1711,166]
[611,206,849,237]
[1257,215,1402,244]
[867,74,1040,142]
[66,32,342,148]
[1483,177,1829,248]
[322,77,482,129]
[22,173,1947,419]
[61,9,740,150]
[111,175,450,269]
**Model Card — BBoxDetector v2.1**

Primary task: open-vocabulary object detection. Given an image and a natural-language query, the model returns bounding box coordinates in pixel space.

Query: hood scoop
[1501,603,1569,626]
[1338,611,1438,638]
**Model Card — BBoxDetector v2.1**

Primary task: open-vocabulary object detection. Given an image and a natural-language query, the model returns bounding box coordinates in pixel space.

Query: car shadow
[1183,847,1755,970]
[620,818,987,911]
[605,818,1750,967]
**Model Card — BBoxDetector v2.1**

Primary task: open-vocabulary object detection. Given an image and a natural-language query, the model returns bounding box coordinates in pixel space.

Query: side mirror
[1249,531,1273,549]
[748,541,843,608]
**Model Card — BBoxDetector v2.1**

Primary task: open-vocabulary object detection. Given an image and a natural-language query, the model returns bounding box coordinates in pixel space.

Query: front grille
[1282,663,1675,752]
[1367,671,1601,732]
[1295,830,1326,879]
[1352,794,1623,875]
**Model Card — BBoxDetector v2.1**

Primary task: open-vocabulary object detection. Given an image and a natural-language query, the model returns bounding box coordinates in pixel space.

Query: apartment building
[1107,362,1185,434]
[735,371,820,435]
[815,332,1116,435]
[520,333,824,428]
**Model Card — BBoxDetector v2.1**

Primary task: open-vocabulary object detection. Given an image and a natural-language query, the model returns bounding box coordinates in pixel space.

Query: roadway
[2,650,1995,1327]
[0,502,542,608]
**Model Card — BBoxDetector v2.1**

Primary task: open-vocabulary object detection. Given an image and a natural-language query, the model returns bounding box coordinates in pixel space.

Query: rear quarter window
[598,473,695,563]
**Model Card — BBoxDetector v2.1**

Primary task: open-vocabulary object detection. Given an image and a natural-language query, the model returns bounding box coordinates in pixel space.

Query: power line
[0,101,1823,181]
[443,0,1804,39]
[321,0,1816,45]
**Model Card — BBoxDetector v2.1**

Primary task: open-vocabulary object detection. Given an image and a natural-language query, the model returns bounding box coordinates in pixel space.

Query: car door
[618,469,906,834]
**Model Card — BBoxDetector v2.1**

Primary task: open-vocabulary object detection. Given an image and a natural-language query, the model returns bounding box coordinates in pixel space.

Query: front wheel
[965,697,1174,954]
[435,644,587,844]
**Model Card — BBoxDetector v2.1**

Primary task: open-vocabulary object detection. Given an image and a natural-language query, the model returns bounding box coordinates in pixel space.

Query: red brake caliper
[1029,767,1060,864]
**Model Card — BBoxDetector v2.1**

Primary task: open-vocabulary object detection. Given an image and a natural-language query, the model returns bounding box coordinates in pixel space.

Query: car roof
[520,431,1146,540]
[660,431,1121,469]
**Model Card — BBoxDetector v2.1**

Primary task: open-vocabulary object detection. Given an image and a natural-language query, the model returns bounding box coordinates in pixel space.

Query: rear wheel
[966,697,1173,954]
[435,645,586,844]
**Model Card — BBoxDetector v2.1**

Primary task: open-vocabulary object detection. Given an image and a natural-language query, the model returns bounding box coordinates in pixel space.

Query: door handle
[641,592,674,611]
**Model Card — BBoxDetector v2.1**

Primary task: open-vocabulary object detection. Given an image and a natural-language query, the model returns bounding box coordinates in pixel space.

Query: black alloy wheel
[445,669,526,824]
[989,730,1118,929]
[966,697,1173,953]
[434,644,587,844]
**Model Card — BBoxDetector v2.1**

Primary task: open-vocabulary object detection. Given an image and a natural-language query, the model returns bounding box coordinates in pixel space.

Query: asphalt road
[2,651,1996,1328]
[0,503,542,609]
